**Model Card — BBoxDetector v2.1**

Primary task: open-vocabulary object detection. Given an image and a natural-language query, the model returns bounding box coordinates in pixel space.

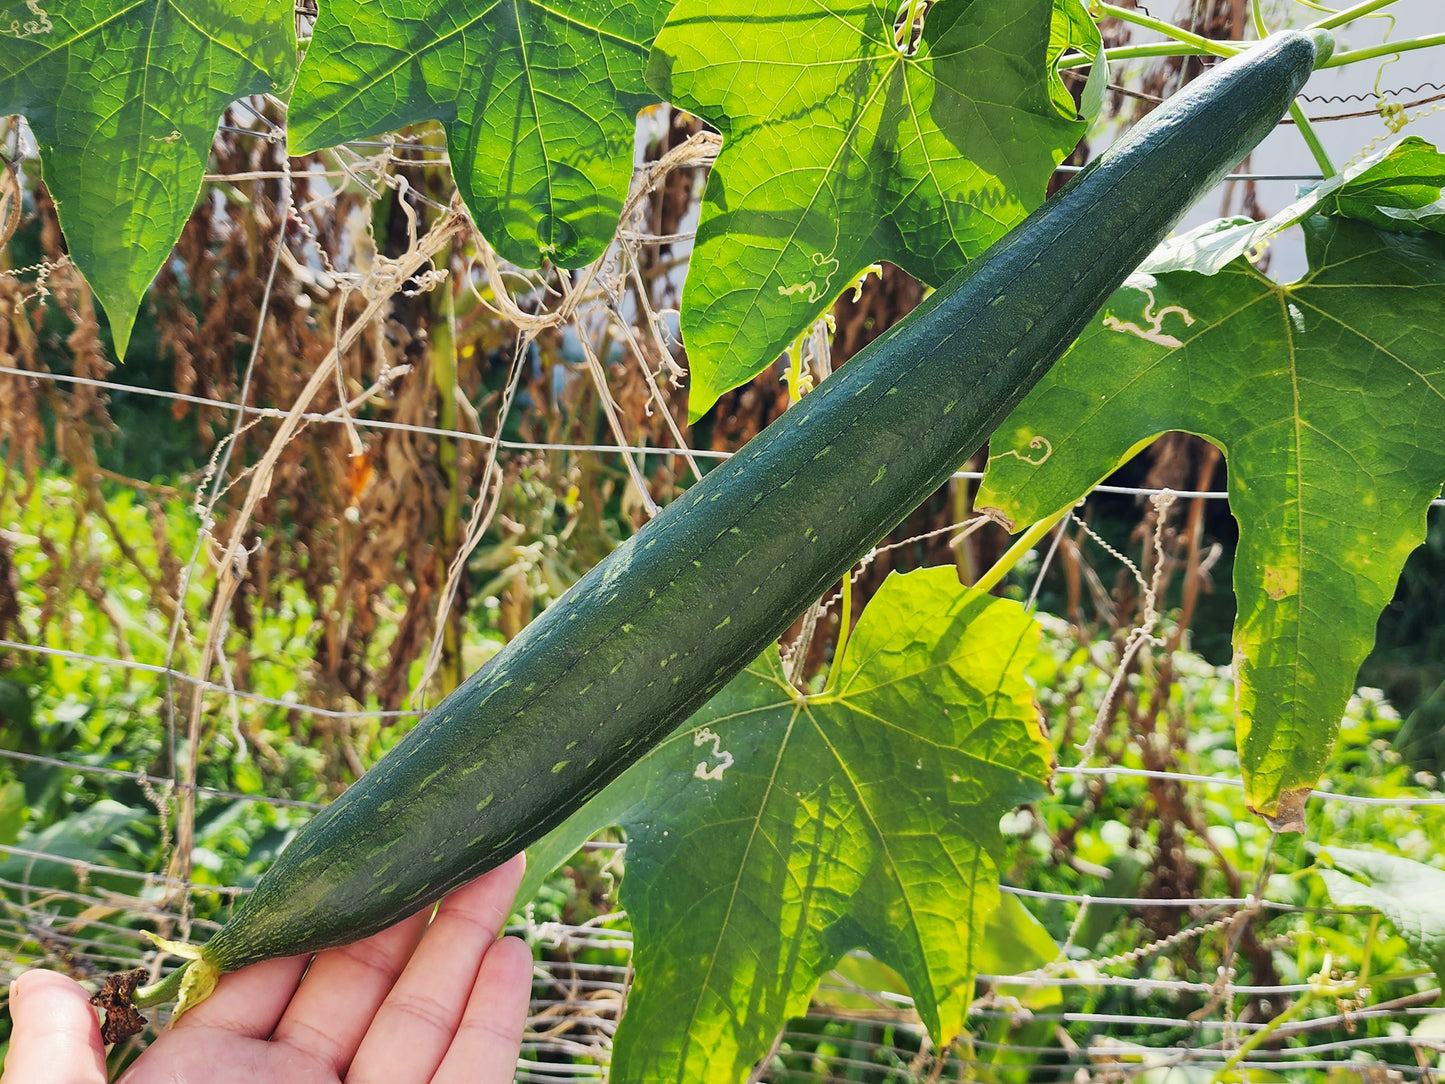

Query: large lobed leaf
[288,0,669,268]
[1317,847,1445,988]
[648,0,1094,419]
[0,0,297,356]
[978,215,1445,828]
[522,567,1052,1082]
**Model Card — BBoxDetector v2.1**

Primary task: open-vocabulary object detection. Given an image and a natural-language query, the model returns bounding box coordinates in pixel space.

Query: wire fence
[3,49,1445,1084]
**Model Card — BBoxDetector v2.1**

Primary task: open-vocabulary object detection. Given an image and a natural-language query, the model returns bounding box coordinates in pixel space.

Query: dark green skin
[203,30,1324,971]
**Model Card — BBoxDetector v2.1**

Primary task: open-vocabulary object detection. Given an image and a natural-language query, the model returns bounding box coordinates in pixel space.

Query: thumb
[1,970,108,1084]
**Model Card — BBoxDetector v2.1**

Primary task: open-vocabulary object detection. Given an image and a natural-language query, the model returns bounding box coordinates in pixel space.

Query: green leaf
[977,216,1445,827]
[1317,847,1445,987]
[0,779,25,847]
[288,0,668,268]
[1141,137,1445,276]
[1316,135,1445,236]
[525,567,1052,1082]
[648,0,1093,419]
[0,800,152,893]
[0,0,297,356]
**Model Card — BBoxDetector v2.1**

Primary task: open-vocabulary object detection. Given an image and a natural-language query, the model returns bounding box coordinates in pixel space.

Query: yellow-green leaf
[0,0,297,356]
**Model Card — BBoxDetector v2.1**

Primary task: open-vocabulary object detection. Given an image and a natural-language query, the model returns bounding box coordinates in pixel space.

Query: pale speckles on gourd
[551,760,569,774]
[459,759,488,777]
[645,536,658,549]
[715,616,731,631]
[475,793,494,811]
[734,550,753,566]
[872,466,887,485]
[377,799,394,813]
[813,445,832,460]
[943,399,957,415]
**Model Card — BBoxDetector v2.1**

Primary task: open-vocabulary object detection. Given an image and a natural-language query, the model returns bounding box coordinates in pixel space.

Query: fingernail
[8,978,18,1003]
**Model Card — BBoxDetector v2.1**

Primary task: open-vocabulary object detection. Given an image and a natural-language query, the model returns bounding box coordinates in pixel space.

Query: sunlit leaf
[647,0,1093,418]
[0,0,296,355]
[978,216,1445,827]
[523,567,1052,1082]
[288,0,669,268]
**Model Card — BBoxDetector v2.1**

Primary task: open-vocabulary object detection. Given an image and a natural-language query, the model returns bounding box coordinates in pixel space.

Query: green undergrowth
[1,466,1441,1079]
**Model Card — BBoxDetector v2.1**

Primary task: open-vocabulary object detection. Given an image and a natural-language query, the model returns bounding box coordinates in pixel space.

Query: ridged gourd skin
[202,30,1326,972]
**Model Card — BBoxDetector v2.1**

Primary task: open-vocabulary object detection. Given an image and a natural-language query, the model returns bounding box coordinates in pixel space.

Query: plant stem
[1058,42,1213,69]
[1090,2,1241,57]
[134,962,188,1008]
[973,505,1073,596]
[1288,99,1337,175]
[1250,0,1270,39]
[1210,989,1320,1082]
[785,331,807,407]
[824,573,853,693]
[1321,31,1445,67]
[1309,0,1398,30]
[431,241,463,693]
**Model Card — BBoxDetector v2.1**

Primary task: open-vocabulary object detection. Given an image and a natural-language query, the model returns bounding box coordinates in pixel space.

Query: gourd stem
[973,506,1073,597]
[134,962,189,1008]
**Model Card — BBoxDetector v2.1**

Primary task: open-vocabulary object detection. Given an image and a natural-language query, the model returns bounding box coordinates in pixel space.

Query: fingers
[430,935,534,1084]
[347,854,527,1084]
[268,905,433,1074]
[168,953,310,1040]
[1,970,107,1084]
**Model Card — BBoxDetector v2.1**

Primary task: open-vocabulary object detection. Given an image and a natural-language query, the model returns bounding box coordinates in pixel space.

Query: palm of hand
[2,856,532,1084]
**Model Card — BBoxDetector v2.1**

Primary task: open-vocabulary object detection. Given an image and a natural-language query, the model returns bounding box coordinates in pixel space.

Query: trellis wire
[6,366,1444,510]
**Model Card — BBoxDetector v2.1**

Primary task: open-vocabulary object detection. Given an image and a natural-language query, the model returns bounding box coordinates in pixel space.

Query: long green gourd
[142,29,1330,1011]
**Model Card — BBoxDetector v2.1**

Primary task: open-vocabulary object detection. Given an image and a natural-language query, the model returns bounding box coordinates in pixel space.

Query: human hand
[1,854,532,1084]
